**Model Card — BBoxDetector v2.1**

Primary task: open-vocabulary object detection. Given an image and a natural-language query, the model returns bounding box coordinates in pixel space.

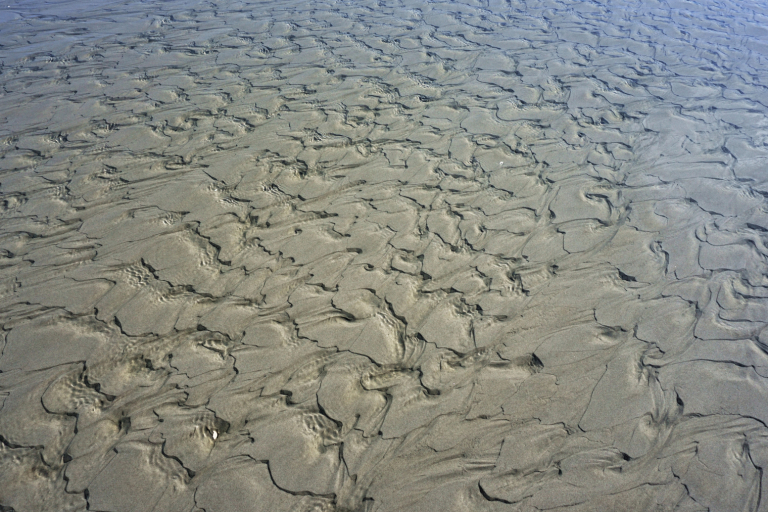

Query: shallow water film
[1,0,768,510]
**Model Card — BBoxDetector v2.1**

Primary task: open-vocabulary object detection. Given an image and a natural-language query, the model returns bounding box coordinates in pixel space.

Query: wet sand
[1,0,768,510]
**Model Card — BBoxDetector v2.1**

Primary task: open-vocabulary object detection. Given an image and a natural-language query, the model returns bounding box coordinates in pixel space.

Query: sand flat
[1,0,768,510]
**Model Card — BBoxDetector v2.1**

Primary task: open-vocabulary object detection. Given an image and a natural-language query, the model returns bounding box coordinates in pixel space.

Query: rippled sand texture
[2,0,768,510]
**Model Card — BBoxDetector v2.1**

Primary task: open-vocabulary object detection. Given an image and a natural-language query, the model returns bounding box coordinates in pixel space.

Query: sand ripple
[1,0,768,510]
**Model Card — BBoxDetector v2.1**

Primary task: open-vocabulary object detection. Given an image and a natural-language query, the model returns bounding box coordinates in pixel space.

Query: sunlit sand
[1,0,767,510]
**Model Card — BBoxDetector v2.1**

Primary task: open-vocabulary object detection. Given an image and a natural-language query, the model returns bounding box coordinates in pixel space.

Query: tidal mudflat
[1,0,768,510]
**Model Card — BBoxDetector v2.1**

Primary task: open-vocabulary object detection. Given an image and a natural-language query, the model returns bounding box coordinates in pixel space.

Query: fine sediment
[1,0,768,510]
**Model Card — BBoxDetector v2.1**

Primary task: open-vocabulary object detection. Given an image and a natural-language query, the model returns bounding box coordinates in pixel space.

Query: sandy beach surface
[1,0,768,510]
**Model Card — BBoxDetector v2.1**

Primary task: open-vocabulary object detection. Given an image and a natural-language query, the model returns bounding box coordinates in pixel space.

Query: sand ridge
[1,0,768,510]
